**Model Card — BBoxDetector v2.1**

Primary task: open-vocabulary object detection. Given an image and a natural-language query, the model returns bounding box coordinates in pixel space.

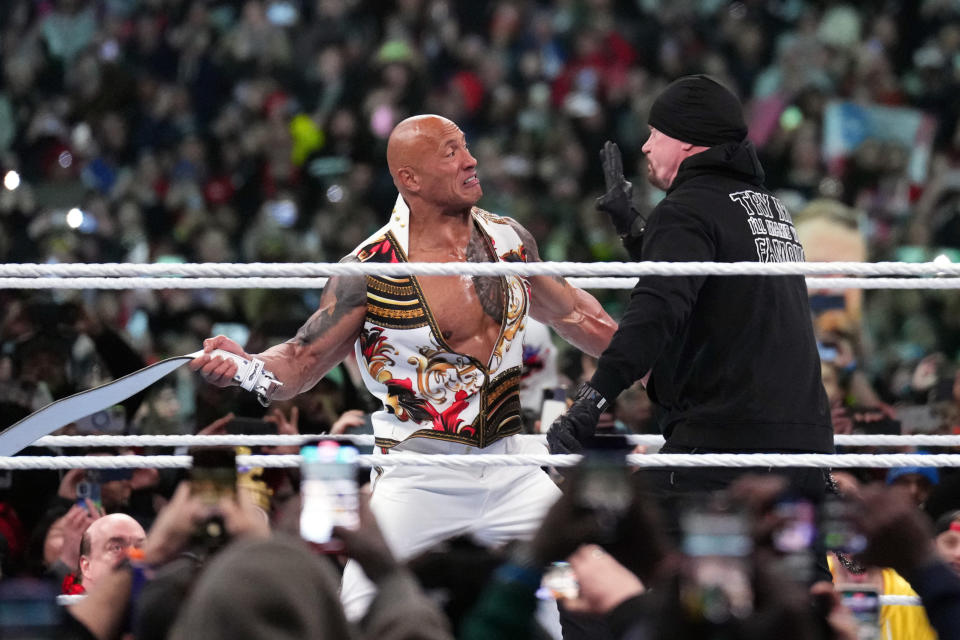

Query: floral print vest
[351,196,530,450]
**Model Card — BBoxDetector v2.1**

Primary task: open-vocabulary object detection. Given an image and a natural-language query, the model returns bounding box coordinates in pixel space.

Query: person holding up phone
[57,456,134,514]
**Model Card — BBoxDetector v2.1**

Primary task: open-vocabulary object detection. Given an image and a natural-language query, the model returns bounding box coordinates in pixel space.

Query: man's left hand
[596,141,642,237]
[546,383,608,454]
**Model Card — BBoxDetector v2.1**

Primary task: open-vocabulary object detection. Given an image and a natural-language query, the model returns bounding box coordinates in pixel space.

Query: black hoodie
[590,141,833,453]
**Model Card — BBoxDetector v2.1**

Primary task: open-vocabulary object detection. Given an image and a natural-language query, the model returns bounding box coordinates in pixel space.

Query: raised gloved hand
[546,382,610,454]
[596,141,645,238]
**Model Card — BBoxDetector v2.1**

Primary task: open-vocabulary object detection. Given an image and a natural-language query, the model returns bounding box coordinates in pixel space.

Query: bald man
[191,114,616,620]
[79,513,146,592]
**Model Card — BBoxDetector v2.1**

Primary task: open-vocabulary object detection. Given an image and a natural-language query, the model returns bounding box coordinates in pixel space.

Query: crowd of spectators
[1,0,960,423]
[4,0,960,637]
[4,448,960,640]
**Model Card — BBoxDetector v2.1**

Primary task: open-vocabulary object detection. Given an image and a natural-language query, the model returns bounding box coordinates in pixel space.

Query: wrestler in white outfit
[340,436,560,619]
[340,198,560,619]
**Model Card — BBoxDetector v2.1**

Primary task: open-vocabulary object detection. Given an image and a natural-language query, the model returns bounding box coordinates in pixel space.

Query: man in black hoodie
[547,75,833,530]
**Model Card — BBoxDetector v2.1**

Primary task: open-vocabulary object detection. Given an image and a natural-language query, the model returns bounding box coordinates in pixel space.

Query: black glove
[596,141,646,238]
[546,382,610,454]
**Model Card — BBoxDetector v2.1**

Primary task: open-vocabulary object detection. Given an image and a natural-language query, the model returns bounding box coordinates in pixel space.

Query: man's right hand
[596,140,640,237]
[188,335,251,387]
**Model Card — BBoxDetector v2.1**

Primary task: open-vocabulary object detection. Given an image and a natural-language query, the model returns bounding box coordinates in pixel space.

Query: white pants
[340,434,562,621]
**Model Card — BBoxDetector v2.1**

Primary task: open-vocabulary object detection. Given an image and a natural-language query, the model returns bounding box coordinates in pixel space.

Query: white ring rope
[3,260,960,278]
[29,433,960,448]
[577,277,960,291]
[51,588,922,608]
[879,596,924,607]
[4,453,960,470]
[5,276,960,290]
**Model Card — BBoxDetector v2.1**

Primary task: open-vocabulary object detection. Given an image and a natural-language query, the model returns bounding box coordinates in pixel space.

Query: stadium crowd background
[3,1,960,632]
[3,0,960,429]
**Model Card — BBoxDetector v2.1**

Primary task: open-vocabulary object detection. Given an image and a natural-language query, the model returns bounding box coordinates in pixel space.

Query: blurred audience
[1,1,960,638]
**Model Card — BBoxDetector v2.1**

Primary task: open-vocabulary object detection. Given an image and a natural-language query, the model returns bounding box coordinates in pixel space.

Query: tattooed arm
[189,257,367,401]
[506,219,616,357]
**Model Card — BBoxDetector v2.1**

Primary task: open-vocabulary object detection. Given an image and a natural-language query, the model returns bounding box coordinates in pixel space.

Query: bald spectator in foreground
[79,513,146,592]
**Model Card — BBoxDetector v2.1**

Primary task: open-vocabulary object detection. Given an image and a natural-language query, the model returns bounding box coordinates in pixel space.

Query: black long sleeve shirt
[590,141,832,453]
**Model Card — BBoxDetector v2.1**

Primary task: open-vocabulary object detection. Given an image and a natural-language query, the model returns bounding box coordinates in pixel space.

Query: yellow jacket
[878,567,937,640]
[828,555,937,640]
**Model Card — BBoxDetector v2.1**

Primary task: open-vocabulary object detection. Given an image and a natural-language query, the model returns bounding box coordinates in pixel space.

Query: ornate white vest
[351,196,530,450]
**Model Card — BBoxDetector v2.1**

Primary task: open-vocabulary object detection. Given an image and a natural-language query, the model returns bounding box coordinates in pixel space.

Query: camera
[537,387,566,434]
[838,586,881,640]
[573,436,633,544]
[821,494,867,555]
[679,497,754,624]
[770,494,818,584]
[76,476,101,512]
[189,447,237,550]
[299,441,360,552]
[536,561,579,601]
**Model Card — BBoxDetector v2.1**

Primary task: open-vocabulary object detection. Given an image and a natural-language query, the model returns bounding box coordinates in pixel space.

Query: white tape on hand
[206,349,282,403]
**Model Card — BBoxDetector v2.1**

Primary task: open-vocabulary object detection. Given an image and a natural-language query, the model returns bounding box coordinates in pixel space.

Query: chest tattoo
[466,229,504,323]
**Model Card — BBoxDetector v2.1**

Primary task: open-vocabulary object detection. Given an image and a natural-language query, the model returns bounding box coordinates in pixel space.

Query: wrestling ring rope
[1,259,959,276]
[1,260,960,291]
[3,260,956,610]
[3,452,960,471]
[1,260,955,466]
[29,433,960,448]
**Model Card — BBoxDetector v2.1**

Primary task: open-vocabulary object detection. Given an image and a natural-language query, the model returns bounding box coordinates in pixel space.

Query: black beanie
[648,75,747,147]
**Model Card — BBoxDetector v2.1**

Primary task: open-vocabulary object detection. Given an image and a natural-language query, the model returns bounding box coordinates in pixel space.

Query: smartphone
[821,495,867,555]
[574,436,633,544]
[680,499,754,623]
[536,561,579,601]
[771,496,817,584]
[299,441,360,552]
[76,470,102,511]
[818,343,839,362]
[189,448,238,506]
[537,388,567,433]
[838,585,881,640]
[189,447,237,548]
